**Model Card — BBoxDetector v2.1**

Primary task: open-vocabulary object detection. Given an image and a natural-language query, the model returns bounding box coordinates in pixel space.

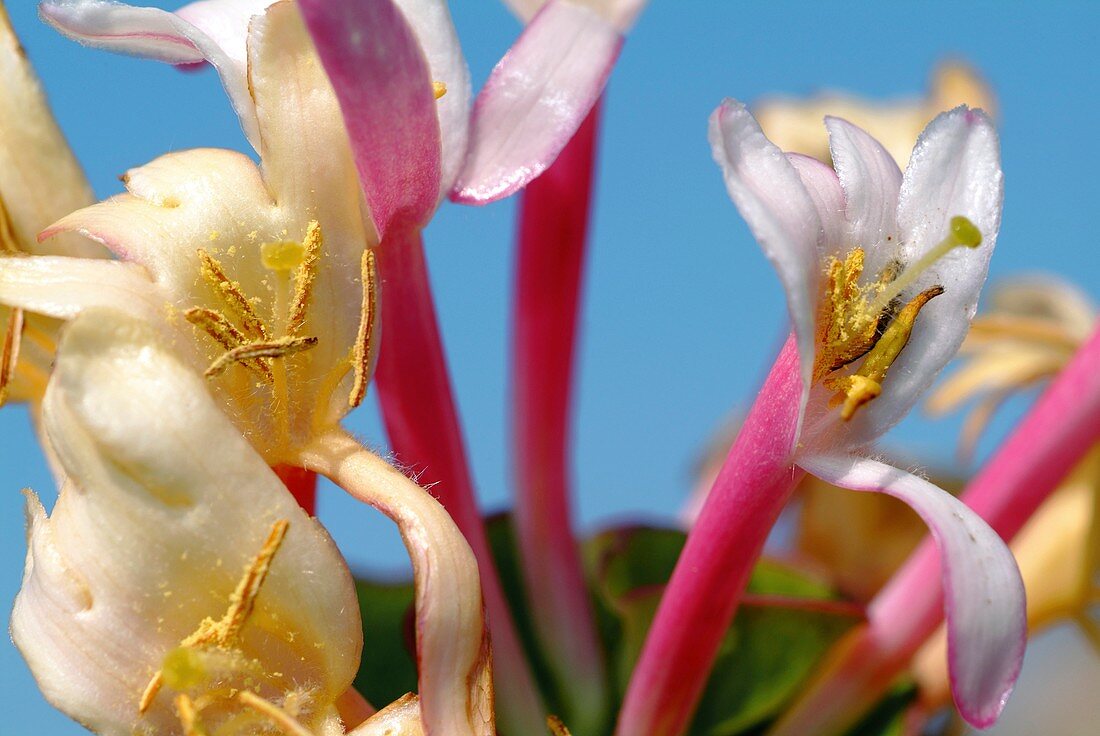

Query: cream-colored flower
[927,276,1096,460]
[0,2,103,406]
[13,310,363,735]
[753,61,996,168]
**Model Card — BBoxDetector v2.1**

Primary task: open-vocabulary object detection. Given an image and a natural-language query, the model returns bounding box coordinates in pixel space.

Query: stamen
[865,215,981,316]
[175,694,208,736]
[0,307,24,407]
[348,249,379,409]
[198,249,268,341]
[548,715,574,736]
[286,221,322,337]
[432,81,448,100]
[830,285,945,420]
[185,307,273,383]
[205,336,318,378]
[238,691,314,736]
[138,521,290,713]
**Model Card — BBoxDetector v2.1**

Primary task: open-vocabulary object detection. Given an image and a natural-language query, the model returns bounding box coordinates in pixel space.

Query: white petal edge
[14,309,361,733]
[824,115,903,274]
[451,0,621,204]
[846,107,1003,446]
[709,99,824,426]
[799,453,1025,728]
[39,0,267,145]
[786,152,846,257]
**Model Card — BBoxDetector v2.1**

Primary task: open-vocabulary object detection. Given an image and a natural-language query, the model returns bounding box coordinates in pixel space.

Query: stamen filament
[866,215,981,316]
[175,694,208,736]
[286,221,323,337]
[198,249,269,341]
[205,336,318,378]
[185,307,273,382]
[0,307,24,407]
[238,691,314,736]
[348,249,379,409]
[548,715,574,736]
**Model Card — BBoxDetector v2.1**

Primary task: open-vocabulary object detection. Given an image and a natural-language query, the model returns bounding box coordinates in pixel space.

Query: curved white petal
[393,0,472,197]
[502,0,645,32]
[799,453,1025,727]
[13,309,361,734]
[786,152,846,257]
[39,0,267,145]
[451,0,621,204]
[846,107,1002,445]
[0,256,161,321]
[709,99,823,421]
[0,6,99,258]
[825,115,903,274]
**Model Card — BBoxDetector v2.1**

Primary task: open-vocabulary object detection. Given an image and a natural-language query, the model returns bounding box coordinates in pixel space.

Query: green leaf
[352,578,418,708]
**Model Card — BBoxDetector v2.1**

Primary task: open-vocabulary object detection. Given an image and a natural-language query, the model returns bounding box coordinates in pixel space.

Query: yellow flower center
[814,215,983,420]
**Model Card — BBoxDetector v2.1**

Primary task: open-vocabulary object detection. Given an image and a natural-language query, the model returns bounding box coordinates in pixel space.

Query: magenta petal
[450,0,621,204]
[799,454,1026,727]
[299,0,442,237]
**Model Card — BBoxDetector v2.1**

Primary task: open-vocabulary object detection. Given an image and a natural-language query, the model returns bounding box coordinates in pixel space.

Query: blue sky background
[2,1,1098,732]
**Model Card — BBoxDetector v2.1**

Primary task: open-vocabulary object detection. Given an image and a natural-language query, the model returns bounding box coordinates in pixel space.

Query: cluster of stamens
[185,221,379,411]
[813,216,982,420]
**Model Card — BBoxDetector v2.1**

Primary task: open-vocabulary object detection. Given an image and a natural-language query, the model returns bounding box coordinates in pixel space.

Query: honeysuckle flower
[14,308,492,735]
[12,309,363,735]
[753,61,996,168]
[928,275,1096,460]
[617,101,1024,736]
[0,2,103,408]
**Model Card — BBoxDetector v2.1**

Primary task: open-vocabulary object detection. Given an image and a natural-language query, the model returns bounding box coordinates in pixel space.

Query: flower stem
[513,104,607,731]
[374,229,545,734]
[768,323,1100,736]
[298,429,492,736]
[273,464,317,515]
[616,336,805,736]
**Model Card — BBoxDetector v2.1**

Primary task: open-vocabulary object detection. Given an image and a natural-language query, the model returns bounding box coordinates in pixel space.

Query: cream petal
[39,0,266,145]
[845,107,1002,446]
[501,0,645,31]
[786,152,846,257]
[709,99,823,421]
[0,255,161,321]
[799,453,1026,727]
[12,309,361,734]
[0,6,99,258]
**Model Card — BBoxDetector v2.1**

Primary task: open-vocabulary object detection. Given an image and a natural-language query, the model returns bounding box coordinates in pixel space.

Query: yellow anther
[813,248,884,380]
[548,715,574,736]
[866,215,982,316]
[175,693,208,736]
[0,307,24,407]
[830,285,945,420]
[204,336,318,378]
[261,240,307,272]
[348,249,379,409]
[198,249,268,341]
[185,307,273,383]
[432,81,448,100]
[286,221,323,337]
[138,521,290,714]
[238,691,314,736]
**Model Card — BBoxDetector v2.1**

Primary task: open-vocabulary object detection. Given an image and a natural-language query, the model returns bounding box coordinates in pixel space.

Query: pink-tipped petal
[450,0,621,204]
[824,116,903,268]
[709,100,823,419]
[299,0,442,238]
[799,454,1026,727]
[0,256,161,322]
[40,0,266,144]
[848,107,1002,446]
[786,152,846,256]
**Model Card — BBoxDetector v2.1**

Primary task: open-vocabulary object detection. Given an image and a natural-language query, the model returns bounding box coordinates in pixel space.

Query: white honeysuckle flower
[0,2,104,406]
[2,1,373,464]
[12,310,362,735]
[709,99,1025,725]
